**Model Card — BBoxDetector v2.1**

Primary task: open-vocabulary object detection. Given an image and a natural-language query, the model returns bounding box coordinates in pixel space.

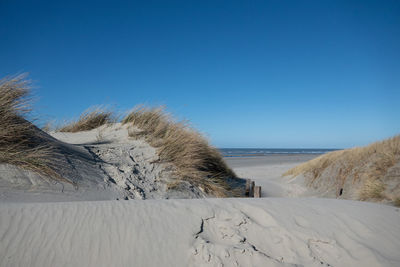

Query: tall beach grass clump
[0,75,63,180]
[58,107,115,132]
[284,135,400,202]
[122,106,241,197]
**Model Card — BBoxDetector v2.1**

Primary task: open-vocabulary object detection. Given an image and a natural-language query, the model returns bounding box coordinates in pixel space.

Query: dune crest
[284,135,400,205]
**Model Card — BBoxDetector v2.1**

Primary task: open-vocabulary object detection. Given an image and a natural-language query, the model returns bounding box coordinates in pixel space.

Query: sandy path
[225,155,319,197]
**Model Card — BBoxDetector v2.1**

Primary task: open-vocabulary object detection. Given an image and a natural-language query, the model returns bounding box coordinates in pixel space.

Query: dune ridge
[0,75,240,200]
[284,135,400,205]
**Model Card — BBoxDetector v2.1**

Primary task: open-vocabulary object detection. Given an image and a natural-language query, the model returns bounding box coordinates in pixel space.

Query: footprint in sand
[293,216,310,228]
[308,239,340,266]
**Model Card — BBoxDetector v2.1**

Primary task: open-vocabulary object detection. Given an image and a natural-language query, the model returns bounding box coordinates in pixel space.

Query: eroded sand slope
[0,123,204,202]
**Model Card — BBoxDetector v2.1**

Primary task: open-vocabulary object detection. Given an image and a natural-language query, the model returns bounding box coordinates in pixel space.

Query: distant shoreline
[222,154,325,157]
[220,148,340,157]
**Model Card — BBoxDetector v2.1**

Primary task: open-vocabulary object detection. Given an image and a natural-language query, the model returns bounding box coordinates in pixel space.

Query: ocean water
[219,148,339,157]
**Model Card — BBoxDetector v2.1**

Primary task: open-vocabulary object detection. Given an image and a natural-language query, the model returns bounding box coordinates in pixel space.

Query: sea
[219,148,339,157]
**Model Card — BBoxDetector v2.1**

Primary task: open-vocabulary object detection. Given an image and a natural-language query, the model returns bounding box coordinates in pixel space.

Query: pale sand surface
[225,155,319,197]
[1,128,400,267]
[1,198,399,267]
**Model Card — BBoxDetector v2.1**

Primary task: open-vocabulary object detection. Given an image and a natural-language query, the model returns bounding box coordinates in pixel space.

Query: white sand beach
[225,155,319,198]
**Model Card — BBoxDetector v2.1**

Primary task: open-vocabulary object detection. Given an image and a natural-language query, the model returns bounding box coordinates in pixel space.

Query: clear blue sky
[1,0,399,148]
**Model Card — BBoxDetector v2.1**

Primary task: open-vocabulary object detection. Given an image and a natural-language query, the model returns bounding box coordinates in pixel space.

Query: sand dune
[1,198,399,267]
[283,135,400,205]
[0,123,204,202]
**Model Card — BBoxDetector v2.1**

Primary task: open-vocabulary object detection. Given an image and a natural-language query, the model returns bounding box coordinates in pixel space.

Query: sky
[1,0,399,148]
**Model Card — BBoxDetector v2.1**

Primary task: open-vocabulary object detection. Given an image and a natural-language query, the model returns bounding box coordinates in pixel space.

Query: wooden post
[245,179,251,196]
[254,186,261,198]
[249,181,255,197]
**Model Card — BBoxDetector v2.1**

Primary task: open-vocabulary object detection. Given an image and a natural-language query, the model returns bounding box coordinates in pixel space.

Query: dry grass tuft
[0,75,65,181]
[394,198,400,207]
[359,179,385,200]
[58,107,115,132]
[122,106,241,197]
[284,135,400,201]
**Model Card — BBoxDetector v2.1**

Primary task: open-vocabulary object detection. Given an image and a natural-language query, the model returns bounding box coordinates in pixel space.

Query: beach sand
[225,154,319,197]
[1,197,399,267]
[1,127,400,267]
